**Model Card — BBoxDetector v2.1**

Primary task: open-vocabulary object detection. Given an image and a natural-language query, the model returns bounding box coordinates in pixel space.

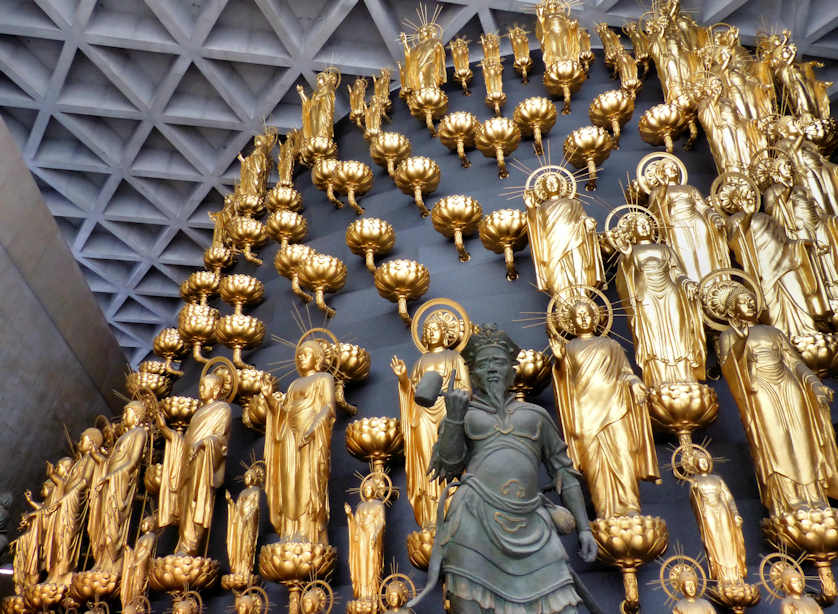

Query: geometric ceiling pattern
[0,0,837,366]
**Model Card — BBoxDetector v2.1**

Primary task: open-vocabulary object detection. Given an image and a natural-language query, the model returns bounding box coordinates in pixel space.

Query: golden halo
[760,553,804,601]
[635,152,688,194]
[698,268,765,331]
[604,204,661,243]
[359,471,395,504]
[296,327,340,375]
[410,298,472,353]
[708,22,737,42]
[321,66,341,89]
[378,573,417,612]
[131,387,159,424]
[525,165,577,201]
[546,285,613,340]
[301,580,333,614]
[241,586,269,614]
[200,356,239,403]
[709,171,761,214]
[659,555,707,601]
[749,146,794,189]
[670,443,713,482]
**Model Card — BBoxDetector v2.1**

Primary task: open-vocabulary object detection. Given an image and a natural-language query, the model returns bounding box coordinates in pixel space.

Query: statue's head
[123,400,147,429]
[724,284,759,323]
[317,68,340,91]
[566,297,602,336]
[462,324,520,397]
[244,462,266,488]
[781,566,805,596]
[384,580,409,608]
[652,158,683,187]
[422,309,461,350]
[40,479,54,499]
[296,339,327,375]
[55,457,73,479]
[199,366,233,403]
[678,566,699,598]
[300,585,328,614]
[622,211,655,243]
[140,513,158,534]
[418,23,441,42]
[78,427,103,454]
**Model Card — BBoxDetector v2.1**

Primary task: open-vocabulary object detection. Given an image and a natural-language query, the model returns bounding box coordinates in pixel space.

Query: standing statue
[524,166,605,297]
[344,472,392,613]
[390,299,470,568]
[120,513,160,614]
[348,77,368,128]
[298,69,340,142]
[699,271,838,516]
[408,323,601,614]
[13,479,55,591]
[238,129,277,197]
[697,84,758,175]
[85,400,150,575]
[157,359,235,556]
[371,68,392,114]
[547,287,659,518]
[262,330,337,545]
[379,574,416,614]
[671,445,760,610]
[637,153,730,282]
[44,428,104,585]
[398,9,446,95]
[659,556,717,614]
[223,461,264,589]
[276,130,300,189]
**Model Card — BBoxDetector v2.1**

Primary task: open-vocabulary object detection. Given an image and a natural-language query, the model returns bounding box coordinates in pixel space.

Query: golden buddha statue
[761,554,824,614]
[637,153,730,282]
[238,128,276,197]
[263,330,337,544]
[86,400,150,575]
[524,166,605,297]
[345,472,392,610]
[608,208,706,387]
[778,134,838,218]
[713,172,832,350]
[659,556,717,614]
[697,81,760,175]
[547,287,659,518]
[700,272,838,516]
[298,69,340,141]
[348,77,368,128]
[14,479,55,591]
[277,130,300,188]
[380,574,416,614]
[480,32,500,63]
[224,461,264,586]
[120,513,160,614]
[399,10,446,95]
[390,300,471,530]
[43,428,104,585]
[33,458,71,580]
[536,0,581,67]
[157,358,235,556]
[672,445,747,586]
[372,68,392,112]
[480,58,505,115]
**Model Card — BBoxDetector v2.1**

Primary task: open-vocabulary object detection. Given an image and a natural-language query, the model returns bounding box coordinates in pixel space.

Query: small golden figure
[507,26,532,83]
[372,68,392,114]
[760,553,823,614]
[238,129,277,198]
[120,513,161,614]
[157,358,235,556]
[379,574,416,614]
[223,461,265,590]
[13,479,55,591]
[298,69,339,142]
[536,0,591,113]
[547,286,659,519]
[448,37,472,95]
[276,129,300,189]
[300,581,334,614]
[524,165,605,298]
[659,555,717,614]
[399,5,446,95]
[348,77,368,128]
[480,58,505,116]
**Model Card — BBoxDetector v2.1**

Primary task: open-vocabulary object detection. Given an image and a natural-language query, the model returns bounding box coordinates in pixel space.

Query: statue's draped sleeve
[158,430,185,527]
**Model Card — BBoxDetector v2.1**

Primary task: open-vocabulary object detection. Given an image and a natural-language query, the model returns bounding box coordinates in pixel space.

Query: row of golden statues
[8,0,838,613]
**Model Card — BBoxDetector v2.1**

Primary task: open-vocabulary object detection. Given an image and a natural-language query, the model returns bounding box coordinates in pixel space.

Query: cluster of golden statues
[8,1,838,614]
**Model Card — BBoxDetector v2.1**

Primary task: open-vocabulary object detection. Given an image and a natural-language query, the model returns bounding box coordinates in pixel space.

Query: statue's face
[423,320,444,349]
[733,291,758,321]
[123,402,143,428]
[571,302,598,335]
[56,458,73,478]
[471,346,514,394]
[657,161,680,185]
[199,375,223,403]
[696,455,710,473]
[633,215,653,240]
[385,584,406,608]
[296,342,323,374]
[681,574,697,598]
[786,571,805,595]
[418,25,436,42]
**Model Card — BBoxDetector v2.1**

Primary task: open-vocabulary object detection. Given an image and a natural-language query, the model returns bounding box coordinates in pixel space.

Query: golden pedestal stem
[393,156,441,217]
[265,210,308,249]
[373,259,431,325]
[589,89,636,148]
[430,195,483,262]
[590,515,669,614]
[274,244,316,304]
[345,218,396,273]
[763,508,838,606]
[369,132,411,177]
[345,417,404,474]
[331,343,371,416]
[311,158,344,209]
[543,59,588,114]
[639,103,686,154]
[219,274,265,315]
[478,209,528,281]
[177,303,219,364]
[334,160,374,215]
[513,97,558,156]
[215,314,266,369]
[564,125,615,191]
[407,87,448,136]
[475,118,521,180]
[298,253,347,318]
[437,112,478,169]
[226,216,268,265]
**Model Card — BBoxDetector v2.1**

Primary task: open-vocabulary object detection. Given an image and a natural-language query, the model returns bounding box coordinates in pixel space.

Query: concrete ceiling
[1,0,837,365]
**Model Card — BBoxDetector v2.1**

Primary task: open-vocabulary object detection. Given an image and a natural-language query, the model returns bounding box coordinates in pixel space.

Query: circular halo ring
[635,152,688,194]
[359,471,395,504]
[604,204,661,242]
[659,554,707,601]
[410,298,472,354]
[759,553,804,601]
[698,268,765,332]
[378,573,417,612]
[709,171,762,213]
[749,146,794,188]
[322,66,342,89]
[708,22,736,42]
[131,387,160,424]
[670,443,714,482]
[296,327,340,376]
[200,356,239,403]
[546,285,614,340]
[301,580,334,614]
[524,165,577,201]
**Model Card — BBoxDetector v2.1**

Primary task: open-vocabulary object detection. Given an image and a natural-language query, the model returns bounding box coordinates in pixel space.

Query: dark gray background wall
[157,49,838,613]
[0,118,125,529]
